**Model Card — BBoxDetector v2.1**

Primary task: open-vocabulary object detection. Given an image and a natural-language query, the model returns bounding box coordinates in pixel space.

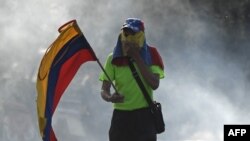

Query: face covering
[120,31,145,56]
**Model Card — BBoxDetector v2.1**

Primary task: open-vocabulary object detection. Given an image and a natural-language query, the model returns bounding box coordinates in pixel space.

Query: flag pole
[96,58,118,93]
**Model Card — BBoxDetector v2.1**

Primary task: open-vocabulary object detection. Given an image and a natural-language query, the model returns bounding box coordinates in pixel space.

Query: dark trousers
[109,107,157,141]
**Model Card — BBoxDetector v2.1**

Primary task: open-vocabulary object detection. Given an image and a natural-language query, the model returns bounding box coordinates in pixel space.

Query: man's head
[122,18,145,33]
[120,18,145,55]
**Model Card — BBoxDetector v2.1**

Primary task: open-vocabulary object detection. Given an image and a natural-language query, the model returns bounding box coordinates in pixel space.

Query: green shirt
[99,53,164,110]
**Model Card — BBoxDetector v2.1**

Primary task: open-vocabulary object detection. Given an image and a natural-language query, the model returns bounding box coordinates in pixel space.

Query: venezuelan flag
[36,20,97,141]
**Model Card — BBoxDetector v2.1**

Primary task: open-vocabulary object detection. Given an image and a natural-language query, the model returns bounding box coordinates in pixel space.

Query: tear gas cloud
[0,0,249,141]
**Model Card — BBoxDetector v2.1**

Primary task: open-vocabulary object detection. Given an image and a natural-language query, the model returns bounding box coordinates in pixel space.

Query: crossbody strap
[127,57,154,107]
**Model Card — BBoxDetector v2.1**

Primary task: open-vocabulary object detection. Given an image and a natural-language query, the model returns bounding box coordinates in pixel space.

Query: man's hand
[101,81,124,103]
[125,42,140,59]
[109,93,124,103]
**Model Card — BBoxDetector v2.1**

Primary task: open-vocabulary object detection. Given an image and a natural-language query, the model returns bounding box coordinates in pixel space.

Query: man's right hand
[109,93,124,103]
[101,81,124,103]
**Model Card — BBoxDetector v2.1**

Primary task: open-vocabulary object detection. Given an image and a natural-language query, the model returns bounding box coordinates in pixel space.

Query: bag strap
[127,57,154,107]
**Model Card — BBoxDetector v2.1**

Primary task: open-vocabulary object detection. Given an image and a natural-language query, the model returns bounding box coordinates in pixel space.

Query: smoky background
[0,0,249,140]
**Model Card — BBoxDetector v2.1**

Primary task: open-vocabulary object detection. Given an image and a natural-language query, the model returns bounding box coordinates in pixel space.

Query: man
[99,18,164,141]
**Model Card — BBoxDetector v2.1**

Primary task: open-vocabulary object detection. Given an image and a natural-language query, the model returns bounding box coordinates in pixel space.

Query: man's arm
[126,43,160,90]
[133,55,160,90]
[101,80,124,103]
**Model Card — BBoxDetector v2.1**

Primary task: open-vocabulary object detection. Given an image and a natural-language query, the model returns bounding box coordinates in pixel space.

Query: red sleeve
[149,46,164,70]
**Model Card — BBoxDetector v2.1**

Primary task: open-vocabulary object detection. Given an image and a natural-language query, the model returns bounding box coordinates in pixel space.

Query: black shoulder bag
[128,58,165,134]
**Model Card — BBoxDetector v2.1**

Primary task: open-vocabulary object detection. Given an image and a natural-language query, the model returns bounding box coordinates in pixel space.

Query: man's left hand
[126,42,140,59]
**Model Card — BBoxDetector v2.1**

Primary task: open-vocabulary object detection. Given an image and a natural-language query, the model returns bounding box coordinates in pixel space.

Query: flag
[36,20,97,141]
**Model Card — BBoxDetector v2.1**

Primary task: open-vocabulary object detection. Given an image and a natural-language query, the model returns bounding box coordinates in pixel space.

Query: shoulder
[107,52,113,58]
[149,46,164,70]
[106,53,113,62]
[149,46,160,57]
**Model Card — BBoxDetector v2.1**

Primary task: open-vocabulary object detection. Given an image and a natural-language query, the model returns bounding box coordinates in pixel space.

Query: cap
[122,18,145,32]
